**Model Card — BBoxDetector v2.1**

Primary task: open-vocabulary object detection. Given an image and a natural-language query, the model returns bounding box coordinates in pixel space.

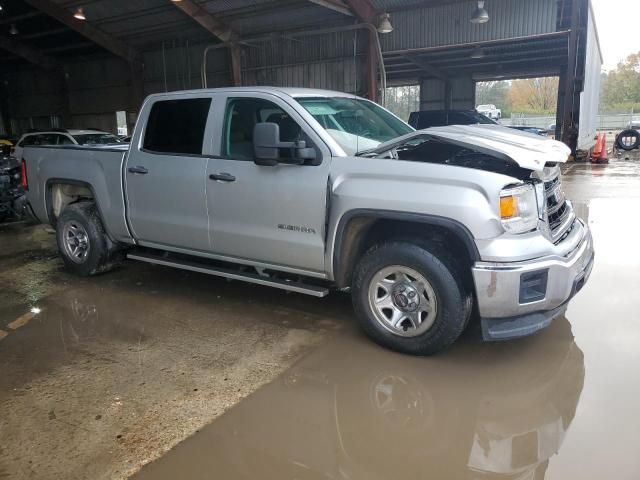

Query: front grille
[543,170,573,240]
[548,202,568,230]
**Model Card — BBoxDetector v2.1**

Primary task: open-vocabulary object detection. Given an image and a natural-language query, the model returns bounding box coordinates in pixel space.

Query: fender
[331,208,480,286]
[44,178,119,242]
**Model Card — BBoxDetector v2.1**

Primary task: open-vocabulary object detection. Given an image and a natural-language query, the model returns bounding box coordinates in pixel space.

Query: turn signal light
[500,196,516,218]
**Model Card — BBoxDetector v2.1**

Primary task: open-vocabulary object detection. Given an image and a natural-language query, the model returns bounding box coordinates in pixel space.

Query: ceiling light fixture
[9,24,18,35]
[73,7,86,20]
[470,46,485,59]
[377,13,393,34]
[470,0,489,24]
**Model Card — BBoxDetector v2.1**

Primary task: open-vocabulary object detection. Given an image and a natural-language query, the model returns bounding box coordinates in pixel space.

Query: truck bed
[23,144,132,242]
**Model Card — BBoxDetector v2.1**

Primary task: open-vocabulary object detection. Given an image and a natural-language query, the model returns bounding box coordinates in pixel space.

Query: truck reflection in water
[135,317,584,480]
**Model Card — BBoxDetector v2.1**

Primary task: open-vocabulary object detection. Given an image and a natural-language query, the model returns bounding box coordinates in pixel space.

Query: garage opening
[476,77,559,135]
[384,85,420,122]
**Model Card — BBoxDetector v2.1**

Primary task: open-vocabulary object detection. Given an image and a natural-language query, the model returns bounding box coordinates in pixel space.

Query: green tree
[601,52,640,112]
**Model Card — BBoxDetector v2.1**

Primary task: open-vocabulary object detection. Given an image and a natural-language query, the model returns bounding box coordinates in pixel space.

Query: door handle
[209,172,236,182]
[128,166,149,174]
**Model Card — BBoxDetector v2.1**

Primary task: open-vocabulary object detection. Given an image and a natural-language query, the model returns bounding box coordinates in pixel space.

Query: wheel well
[333,214,478,288]
[48,181,95,222]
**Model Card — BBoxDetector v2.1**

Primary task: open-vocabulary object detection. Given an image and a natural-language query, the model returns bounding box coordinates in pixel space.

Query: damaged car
[20,87,593,354]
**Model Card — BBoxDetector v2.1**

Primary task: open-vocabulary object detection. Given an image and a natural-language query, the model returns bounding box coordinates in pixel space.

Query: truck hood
[366,124,571,172]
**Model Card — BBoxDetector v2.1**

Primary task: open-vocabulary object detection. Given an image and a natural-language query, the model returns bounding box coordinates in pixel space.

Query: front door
[206,93,331,274]
[125,95,214,252]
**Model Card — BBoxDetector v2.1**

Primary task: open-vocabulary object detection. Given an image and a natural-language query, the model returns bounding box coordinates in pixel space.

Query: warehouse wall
[242,31,366,95]
[1,42,234,134]
[1,31,366,135]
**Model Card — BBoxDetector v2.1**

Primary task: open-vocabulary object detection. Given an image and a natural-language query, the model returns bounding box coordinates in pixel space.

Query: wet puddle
[134,319,584,480]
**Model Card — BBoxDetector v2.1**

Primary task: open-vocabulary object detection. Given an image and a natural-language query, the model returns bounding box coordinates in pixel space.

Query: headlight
[499,184,539,234]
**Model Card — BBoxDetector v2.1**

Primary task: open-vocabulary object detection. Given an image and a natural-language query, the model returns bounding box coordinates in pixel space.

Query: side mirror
[253,122,318,166]
[253,122,280,166]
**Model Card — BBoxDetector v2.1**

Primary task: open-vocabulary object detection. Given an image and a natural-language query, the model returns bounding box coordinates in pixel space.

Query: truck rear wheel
[352,242,469,355]
[56,202,118,276]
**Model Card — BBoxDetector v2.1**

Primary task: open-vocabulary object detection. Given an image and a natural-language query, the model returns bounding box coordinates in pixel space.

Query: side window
[223,98,304,160]
[58,135,74,145]
[143,98,212,155]
[38,134,57,145]
[23,135,37,146]
[30,135,45,145]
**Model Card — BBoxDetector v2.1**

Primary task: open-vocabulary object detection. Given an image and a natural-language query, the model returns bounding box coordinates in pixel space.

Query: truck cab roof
[145,86,362,101]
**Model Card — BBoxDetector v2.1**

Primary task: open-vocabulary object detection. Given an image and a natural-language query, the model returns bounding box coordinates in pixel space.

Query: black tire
[352,242,469,355]
[616,129,640,151]
[56,202,118,276]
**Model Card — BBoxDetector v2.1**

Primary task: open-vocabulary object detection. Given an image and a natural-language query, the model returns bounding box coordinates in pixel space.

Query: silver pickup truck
[21,87,594,355]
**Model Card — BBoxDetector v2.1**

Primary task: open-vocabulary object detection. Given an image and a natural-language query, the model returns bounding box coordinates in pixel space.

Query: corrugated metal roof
[225,3,349,36]
[380,0,558,52]
[244,30,367,68]
[384,32,569,81]
[371,0,465,11]
[201,0,283,15]
[2,0,563,81]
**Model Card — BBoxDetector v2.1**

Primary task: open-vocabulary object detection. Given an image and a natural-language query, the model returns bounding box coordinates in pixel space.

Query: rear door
[125,94,214,252]
[205,93,331,274]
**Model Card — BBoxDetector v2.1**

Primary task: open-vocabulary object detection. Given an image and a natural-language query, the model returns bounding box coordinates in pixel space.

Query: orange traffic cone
[596,135,609,164]
[591,133,603,163]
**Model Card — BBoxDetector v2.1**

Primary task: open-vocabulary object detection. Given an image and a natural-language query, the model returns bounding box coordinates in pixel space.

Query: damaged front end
[360,126,593,341]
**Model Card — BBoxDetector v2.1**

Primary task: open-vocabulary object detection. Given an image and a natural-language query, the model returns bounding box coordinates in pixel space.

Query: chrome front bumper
[472,220,594,340]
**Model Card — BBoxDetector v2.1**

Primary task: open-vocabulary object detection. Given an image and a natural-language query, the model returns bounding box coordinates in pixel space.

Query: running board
[127,251,330,297]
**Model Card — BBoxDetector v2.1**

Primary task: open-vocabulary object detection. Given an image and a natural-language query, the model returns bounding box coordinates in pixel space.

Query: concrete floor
[2,158,640,479]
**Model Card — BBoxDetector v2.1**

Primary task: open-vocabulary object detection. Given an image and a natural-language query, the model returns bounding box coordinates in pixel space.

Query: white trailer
[576,2,603,153]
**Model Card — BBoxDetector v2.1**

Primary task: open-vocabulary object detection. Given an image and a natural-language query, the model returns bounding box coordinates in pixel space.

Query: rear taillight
[20,159,28,190]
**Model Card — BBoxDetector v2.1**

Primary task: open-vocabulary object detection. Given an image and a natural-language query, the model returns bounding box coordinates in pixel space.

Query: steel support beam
[559,0,585,152]
[171,0,238,43]
[343,0,376,22]
[0,34,58,69]
[23,0,141,64]
[343,0,378,101]
[171,0,242,86]
[306,0,380,100]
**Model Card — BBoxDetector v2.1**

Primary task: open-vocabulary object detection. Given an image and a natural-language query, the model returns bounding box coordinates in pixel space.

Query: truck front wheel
[352,242,469,355]
[56,202,118,276]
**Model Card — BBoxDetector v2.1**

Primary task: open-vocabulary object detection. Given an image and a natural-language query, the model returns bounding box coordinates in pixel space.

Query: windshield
[72,133,121,145]
[297,97,413,155]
